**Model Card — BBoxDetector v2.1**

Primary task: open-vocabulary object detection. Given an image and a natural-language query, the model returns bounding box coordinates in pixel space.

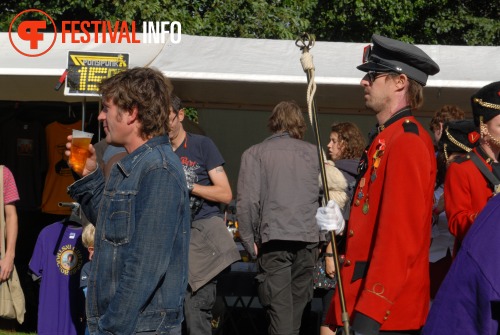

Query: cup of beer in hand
[69,129,93,174]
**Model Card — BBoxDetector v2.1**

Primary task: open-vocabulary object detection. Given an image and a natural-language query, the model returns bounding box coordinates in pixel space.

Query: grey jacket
[236,132,321,258]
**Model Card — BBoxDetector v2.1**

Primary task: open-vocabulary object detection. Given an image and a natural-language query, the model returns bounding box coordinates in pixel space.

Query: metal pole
[82,97,86,131]
[295,32,350,335]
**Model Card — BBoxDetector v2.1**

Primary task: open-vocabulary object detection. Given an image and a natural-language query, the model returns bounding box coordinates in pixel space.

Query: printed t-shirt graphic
[29,222,88,335]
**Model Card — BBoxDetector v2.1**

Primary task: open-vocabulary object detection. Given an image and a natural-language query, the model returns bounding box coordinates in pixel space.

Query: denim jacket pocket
[104,192,132,246]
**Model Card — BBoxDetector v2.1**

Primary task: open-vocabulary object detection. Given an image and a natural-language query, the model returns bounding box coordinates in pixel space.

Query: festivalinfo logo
[9,9,182,57]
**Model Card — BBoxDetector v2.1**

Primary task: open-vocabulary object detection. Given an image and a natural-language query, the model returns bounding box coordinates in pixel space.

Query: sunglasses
[366,71,392,83]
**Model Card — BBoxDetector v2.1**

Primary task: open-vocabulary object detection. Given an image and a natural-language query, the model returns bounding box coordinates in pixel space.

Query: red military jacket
[444,147,493,254]
[326,110,436,331]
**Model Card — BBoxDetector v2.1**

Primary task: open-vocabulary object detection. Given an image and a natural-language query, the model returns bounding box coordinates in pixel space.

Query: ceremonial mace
[295,32,350,335]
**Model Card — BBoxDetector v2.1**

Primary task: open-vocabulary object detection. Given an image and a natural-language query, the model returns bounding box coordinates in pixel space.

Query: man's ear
[178,108,186,122]
[394,73,407,90]
[127,106,139,125]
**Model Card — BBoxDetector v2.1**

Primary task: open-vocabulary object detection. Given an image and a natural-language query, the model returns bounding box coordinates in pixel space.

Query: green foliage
[183,107,199,123]
[310,0,499,45]
[0,0,498,45]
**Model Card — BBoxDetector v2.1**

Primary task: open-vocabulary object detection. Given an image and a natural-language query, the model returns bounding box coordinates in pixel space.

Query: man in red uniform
[444,82,500,255]
[324,34,439,335]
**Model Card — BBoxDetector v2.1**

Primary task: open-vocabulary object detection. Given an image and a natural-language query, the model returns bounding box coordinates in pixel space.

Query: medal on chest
[357,139,386,215]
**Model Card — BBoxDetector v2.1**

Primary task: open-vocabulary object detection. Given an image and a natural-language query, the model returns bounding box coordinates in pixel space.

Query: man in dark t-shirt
[168,95,240,335]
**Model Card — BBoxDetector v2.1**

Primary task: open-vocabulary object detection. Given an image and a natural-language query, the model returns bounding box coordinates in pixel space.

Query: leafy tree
[1,0,498,45]
[310,0,499,45]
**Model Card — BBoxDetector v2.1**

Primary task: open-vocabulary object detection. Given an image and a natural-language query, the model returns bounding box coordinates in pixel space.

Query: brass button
[383,316,388,321]
[354,199,360,206]
[386,310,391,315]
[345,260,351,266]
[349,230,354,237]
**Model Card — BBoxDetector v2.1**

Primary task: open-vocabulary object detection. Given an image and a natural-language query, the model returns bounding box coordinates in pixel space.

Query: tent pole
[82,97,86,131]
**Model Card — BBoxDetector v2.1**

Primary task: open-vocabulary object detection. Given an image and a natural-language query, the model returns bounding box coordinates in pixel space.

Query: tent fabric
[0,32,498,113]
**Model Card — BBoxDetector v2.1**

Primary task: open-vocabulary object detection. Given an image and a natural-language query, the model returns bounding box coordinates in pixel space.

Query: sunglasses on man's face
[366,71,392,83]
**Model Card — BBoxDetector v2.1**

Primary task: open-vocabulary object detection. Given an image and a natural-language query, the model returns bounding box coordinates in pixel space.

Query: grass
[0,332,36,335]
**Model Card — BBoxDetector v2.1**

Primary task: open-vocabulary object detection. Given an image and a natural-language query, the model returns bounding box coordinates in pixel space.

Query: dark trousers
[429,249,452,299]
[183,280,217,335]
[256,240,318,335]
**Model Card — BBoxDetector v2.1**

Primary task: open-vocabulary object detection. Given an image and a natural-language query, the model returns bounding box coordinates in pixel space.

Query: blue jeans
[183,280,217,335]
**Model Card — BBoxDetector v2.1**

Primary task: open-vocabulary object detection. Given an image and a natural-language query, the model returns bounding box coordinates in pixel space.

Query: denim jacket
[68,136,190,335]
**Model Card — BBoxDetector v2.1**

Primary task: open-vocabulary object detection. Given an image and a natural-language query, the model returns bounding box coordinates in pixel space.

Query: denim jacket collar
[117,135,170,177]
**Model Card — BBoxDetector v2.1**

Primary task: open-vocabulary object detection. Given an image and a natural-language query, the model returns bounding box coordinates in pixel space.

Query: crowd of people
[1,33,499,335]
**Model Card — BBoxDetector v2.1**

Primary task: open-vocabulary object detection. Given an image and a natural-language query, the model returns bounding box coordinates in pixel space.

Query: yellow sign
[66,51,129,96]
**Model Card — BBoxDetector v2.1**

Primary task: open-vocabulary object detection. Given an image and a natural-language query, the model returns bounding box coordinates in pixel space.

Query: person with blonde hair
[80,223,95,335]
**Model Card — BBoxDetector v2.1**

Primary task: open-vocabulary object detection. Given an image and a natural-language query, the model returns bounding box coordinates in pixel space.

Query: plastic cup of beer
[69,129,93,174]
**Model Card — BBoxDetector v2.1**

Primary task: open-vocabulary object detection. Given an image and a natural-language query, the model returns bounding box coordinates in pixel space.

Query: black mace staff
[295,32,350,335]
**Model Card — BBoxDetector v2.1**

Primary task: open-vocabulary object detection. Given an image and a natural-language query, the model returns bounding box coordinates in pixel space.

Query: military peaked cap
[358,34,440,86]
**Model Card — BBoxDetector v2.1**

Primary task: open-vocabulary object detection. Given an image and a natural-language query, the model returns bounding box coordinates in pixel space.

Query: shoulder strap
[402,119,419,135]
[0,165,5,258]
[469,152,500,195]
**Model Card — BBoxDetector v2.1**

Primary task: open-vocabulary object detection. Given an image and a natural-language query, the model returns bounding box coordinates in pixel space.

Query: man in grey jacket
[237,100,321,335]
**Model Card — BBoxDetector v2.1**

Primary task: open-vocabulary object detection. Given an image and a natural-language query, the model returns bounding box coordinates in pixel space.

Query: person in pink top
[1,165,19,282]
[0,165,19,330]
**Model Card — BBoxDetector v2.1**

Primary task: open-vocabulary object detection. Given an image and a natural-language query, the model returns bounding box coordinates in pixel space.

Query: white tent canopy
[0,32,498,115]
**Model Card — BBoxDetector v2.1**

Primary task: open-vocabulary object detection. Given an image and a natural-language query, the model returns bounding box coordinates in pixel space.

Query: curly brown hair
[99,67,173,139]
[268,101,307,139]
[430,105,466,188]
[429,105,466,132]
[331,122,366,159]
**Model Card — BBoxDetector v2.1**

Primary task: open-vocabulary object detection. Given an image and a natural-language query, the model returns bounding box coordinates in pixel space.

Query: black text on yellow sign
[66,51,129,96]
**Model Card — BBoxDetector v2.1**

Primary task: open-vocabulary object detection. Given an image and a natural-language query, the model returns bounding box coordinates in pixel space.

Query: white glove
[316,200,345,235]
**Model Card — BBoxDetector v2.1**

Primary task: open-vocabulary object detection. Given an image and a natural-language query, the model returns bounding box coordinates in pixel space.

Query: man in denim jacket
[67,67,190,335]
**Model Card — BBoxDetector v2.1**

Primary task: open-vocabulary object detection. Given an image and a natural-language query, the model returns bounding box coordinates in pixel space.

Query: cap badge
[468,131,480,144]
